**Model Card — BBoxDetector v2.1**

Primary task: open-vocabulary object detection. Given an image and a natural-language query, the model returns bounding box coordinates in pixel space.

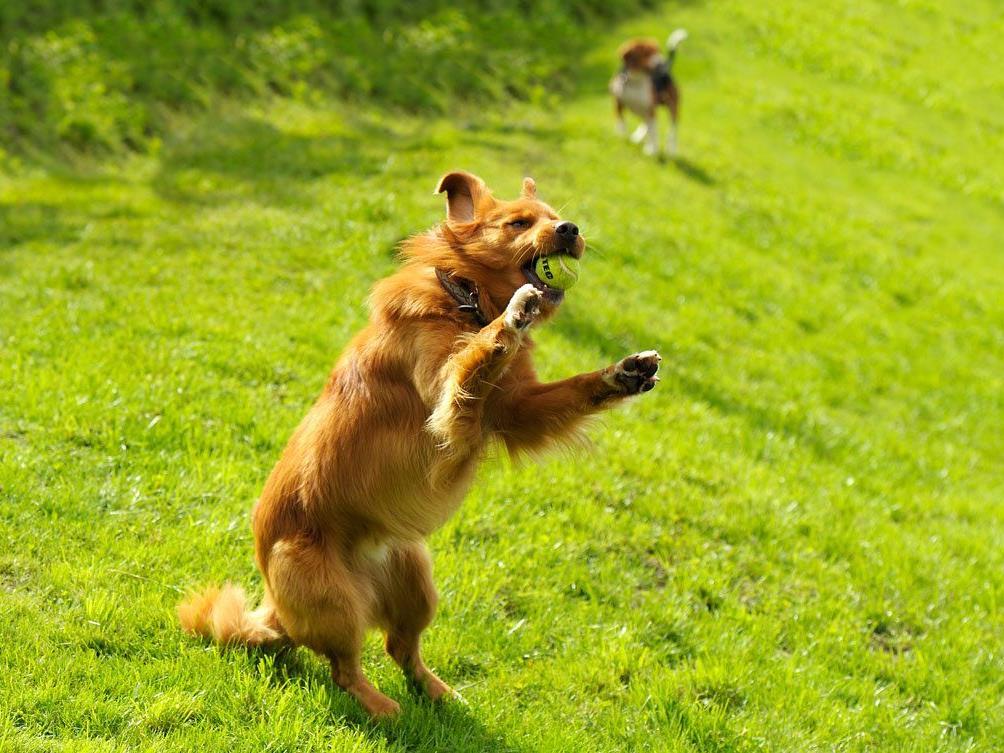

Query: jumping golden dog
[179,171,661,716]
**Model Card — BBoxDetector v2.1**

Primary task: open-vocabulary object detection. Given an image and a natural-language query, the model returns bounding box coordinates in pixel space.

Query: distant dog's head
[409,171,584,315]
[618,38,662,72]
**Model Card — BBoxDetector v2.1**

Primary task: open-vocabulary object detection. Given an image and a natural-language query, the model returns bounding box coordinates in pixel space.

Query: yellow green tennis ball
[535,254,580,290]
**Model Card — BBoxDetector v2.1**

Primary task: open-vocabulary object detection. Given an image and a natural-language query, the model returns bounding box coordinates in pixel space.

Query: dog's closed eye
[508,219,532,230]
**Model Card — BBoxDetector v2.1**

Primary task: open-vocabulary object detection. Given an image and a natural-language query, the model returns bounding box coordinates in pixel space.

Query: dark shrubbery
[0,0,655,154]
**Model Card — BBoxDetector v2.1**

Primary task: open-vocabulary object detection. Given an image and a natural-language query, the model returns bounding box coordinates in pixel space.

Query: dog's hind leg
[327,646,400,718]
[666,85,681,156]
[375,541,453,701]
[267,538,401,717]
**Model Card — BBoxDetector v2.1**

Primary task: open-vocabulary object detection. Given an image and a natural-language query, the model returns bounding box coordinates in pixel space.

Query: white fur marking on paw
[644,119,659,156]
[504,283,542,332]
[667,124,678,156]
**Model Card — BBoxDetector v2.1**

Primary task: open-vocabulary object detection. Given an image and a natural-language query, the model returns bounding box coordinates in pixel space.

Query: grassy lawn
[2,1,1003,751]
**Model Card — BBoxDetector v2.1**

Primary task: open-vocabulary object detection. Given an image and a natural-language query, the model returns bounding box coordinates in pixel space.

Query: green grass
[2,1,1004,751]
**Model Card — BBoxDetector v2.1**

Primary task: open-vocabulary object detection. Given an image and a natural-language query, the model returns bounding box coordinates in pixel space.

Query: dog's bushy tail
[177,583,285,646]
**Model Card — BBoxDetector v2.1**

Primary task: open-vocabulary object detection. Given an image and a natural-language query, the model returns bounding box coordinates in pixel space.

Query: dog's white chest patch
[618,72,654,117]
[359,539,390,564]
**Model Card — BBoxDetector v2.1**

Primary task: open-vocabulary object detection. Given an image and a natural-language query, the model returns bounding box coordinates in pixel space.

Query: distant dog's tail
[177,583,286,646]
[666,28,688,70]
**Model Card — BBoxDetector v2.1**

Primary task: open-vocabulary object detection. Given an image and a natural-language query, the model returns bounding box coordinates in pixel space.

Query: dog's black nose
[555,221,579,238]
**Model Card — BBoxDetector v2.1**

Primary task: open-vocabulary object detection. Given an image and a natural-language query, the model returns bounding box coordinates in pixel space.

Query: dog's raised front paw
[504,284,543,332]
[605,350,661,395]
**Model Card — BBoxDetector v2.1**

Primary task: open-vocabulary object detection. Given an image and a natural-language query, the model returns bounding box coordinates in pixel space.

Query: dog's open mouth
[522,256,566,305]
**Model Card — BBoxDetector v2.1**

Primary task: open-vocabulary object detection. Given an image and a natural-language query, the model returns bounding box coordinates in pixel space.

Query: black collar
[435,268,488,327]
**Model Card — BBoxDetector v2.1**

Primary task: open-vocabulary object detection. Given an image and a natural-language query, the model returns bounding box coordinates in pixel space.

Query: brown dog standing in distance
[611,29,688,156]
[178,172,661,717]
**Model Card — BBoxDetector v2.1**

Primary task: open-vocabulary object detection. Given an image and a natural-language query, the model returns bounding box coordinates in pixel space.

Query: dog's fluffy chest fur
[614,70,654,116]
[253,309,526,553]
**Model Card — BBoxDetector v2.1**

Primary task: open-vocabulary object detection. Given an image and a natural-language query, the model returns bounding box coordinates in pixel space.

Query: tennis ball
[535,254,580,290]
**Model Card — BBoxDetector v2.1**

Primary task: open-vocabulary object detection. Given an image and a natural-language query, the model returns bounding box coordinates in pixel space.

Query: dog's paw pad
[607,350,661,395]
[504,284,543,331]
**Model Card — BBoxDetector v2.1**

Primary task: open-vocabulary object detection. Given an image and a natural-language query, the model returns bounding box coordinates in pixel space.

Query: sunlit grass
[1,1,1003,751]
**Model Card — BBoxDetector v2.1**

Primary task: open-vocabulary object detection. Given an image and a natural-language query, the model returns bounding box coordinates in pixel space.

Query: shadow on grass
[670,156,716,186]
[0,202,85,250]
[257,646,527,753]
[148,107,582,210]
[150,113,395,208]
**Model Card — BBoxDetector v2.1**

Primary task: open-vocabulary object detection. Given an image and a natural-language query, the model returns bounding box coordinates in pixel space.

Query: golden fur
[178,171,660,717]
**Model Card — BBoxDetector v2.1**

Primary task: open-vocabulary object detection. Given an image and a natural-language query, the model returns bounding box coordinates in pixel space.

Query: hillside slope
[1,1,1002,751]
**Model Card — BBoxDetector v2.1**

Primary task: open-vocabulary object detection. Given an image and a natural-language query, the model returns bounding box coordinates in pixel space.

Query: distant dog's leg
[614,98,627,136]
[666,85,681,156]
[496,351,661,454]
[377,542,453,701]
[630,122,649,144]
[643,113,659,156]
[428,284,542,460]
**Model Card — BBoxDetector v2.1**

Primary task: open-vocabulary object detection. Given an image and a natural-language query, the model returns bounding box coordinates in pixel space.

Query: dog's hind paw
[604,350,661,395]
[504,284,543,332]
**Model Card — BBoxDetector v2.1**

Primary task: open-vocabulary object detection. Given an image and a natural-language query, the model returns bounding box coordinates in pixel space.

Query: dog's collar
[435,268,488,328]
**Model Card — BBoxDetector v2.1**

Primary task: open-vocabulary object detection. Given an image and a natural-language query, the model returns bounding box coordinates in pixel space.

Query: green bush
[0,0,656,154]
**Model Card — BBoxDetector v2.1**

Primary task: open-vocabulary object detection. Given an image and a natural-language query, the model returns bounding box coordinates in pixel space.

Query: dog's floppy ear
[436,171,486,223]
[521,177,537,200]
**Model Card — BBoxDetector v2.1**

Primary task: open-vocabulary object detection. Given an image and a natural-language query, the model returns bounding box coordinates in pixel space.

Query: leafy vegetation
[1,0,652,154]
[1,0,1003,751]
